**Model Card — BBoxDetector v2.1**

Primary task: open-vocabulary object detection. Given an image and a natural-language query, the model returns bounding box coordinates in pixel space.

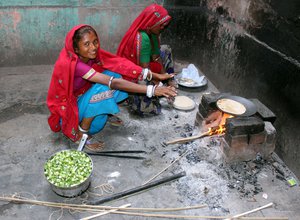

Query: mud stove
[196,93,277,162]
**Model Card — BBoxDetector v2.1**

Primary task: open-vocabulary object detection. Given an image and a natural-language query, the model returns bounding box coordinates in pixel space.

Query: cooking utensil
[88,171,186,205]
[216,95,257,117]
[44,133,91,197]
[44,149,93,198]
[176,75,208,88]
[77,133,88,151]
[87,150,146,160]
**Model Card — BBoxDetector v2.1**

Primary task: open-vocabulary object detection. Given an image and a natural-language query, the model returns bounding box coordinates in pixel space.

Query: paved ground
[0,64,300,220]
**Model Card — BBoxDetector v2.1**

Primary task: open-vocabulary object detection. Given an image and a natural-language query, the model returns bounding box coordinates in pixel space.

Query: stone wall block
[225,133,249,149]
[265,121,277,144]
[225,116,265,136]
[249,131,266,145]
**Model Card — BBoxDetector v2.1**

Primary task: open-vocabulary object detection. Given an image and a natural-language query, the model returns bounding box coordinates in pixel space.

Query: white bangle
[108,76,114,89]
[152,85,157,96]
[146,70,153,81]
[146,85,154,98]
[142,68,149,80]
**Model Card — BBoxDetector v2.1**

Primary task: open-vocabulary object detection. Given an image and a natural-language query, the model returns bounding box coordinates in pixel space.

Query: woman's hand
[151,71,174,82]
[154,86,177,98]
[158,73,174,81]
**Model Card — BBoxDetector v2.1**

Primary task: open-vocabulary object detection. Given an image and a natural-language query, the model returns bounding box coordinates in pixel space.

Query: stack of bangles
[142,68,152,81]
[146,85,157,98]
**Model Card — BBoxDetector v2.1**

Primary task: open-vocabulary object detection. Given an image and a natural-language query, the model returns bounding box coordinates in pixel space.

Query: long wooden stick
[143,150,189,185]
[105,210,287,219]
[164,131,209,146]
[0,196,206,212]
[80,203,131,220]
[225,203,274,220]
[0,196,287,219]
[88,172,186,205]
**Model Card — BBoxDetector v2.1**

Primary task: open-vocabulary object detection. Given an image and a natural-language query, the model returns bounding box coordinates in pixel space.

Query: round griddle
[216,95,257,117]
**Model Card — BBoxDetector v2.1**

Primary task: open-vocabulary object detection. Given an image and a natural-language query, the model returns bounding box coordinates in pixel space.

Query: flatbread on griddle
[216,98,246,115]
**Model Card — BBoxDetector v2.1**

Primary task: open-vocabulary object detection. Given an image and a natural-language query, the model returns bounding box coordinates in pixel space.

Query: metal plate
[175,75,208,88]
[216,95,257,117]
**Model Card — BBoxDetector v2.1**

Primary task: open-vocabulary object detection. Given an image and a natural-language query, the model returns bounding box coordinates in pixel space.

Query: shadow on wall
[162,0,300,178]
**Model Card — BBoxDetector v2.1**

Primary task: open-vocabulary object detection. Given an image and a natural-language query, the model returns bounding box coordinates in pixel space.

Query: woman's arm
[140,66,174,82]
[89,71,177,98]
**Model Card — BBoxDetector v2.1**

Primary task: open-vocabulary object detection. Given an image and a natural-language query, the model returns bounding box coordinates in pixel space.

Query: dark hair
[73,26,98,51]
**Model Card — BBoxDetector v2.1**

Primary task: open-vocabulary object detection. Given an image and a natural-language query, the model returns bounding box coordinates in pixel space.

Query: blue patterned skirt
[77,70,128,134]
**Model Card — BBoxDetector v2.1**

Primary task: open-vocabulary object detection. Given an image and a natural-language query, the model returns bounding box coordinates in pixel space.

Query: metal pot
[44,150,93,198]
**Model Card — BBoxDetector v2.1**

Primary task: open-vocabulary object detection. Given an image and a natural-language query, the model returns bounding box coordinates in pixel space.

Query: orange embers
[208,113,233,136]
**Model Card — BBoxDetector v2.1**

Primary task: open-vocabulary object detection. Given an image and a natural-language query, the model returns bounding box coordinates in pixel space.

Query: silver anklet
[78,125,89,133]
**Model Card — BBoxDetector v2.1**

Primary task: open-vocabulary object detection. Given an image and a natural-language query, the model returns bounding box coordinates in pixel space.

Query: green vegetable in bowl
[44,150,92,188]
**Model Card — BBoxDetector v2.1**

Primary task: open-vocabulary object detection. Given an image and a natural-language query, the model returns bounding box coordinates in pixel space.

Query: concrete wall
[163,0,300,177]
[0,0,161,67]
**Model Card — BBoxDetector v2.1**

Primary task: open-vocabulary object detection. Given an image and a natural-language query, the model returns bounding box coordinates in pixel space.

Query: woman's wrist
[142,68,153,81]
[146,85,154,98]
[142,68,149,80]
[108,76,114,89]
[152,85,157,96]
[146,70,152,81]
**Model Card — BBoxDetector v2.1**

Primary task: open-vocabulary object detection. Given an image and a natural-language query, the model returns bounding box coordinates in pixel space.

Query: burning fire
[208,125,226,136]
[208,113,233,136]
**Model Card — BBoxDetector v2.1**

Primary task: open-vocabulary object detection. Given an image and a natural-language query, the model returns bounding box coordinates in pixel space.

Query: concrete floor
[0,64,299,220]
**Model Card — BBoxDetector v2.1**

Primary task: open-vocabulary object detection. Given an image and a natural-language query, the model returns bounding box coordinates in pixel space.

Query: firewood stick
[80,203,131,220]
[164,131,210,146]
[224,203,273,220]
[143,150,189,185]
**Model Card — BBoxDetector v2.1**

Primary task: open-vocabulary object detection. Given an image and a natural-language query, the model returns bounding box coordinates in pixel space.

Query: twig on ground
[80,204,131,220]
[143,150,189,185]
[224,203,274,220]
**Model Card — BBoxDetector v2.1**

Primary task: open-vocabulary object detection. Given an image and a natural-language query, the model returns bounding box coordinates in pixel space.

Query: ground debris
[216,158,266,198]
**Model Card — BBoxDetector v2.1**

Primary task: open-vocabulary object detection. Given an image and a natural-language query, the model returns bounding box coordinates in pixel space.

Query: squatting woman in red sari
[117,4,175,115]
[47,25,177,151]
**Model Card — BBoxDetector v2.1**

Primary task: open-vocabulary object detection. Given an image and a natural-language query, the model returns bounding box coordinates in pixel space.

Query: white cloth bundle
[181,64,205,84]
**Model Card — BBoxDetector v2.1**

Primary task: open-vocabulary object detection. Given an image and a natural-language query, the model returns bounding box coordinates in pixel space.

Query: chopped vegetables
[44,150,92,188]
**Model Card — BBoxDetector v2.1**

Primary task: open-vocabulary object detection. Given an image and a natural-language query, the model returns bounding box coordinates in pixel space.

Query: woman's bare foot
[85,137,105,152]
[76,132,105,152]
[107,114,123,126]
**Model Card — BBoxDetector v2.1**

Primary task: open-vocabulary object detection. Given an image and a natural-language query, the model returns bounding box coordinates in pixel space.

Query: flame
[208,125,226,135]
[208,113,233,136]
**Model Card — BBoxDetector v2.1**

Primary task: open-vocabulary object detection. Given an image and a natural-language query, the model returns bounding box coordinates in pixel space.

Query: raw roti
[178,78,196,86]
[216,98,246,115]
[173,96,195,110]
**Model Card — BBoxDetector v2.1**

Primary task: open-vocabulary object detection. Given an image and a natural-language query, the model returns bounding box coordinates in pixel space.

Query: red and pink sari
[117,4,171,74]
[47,24,144,141]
